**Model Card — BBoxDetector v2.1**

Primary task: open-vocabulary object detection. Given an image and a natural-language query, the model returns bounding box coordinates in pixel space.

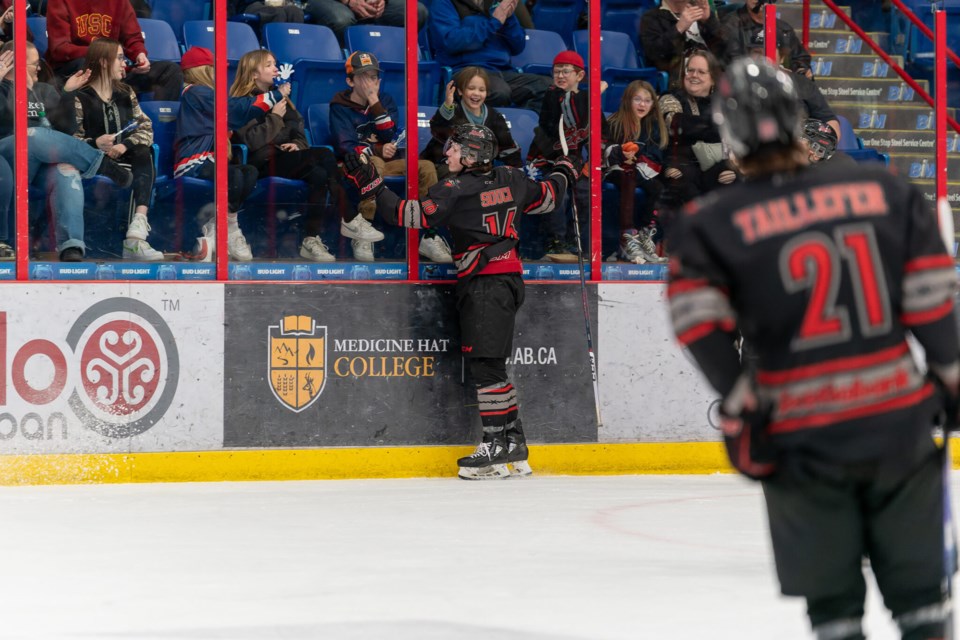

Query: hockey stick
[938,195,956,638]
[559,117,603,427]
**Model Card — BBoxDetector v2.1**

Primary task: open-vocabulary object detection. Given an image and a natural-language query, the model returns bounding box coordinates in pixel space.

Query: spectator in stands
[639,0,737,91]
[307,0,427,46]
[526,51,607,262]
[174,47,288,262]
[230,49,345,263]
[45,0,183,101]
[604,79,668,265]
[75,38,162,261]
[229,0,304,26]
[329,51,442,262]
[722,0,812,78]
[801,117,857,167]
[658,50,738,211]
[423,68,522,177]
[429,0,550,111]
[0,42,133,261]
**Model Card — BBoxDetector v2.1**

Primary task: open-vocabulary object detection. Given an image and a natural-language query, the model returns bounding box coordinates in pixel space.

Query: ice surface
[0,474,952,639]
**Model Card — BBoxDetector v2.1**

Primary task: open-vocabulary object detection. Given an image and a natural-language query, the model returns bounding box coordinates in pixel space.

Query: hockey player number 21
[781,223,891,351]
[482,207,519,239]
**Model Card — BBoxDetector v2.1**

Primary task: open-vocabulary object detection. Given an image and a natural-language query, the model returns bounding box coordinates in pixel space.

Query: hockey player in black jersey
[669,57,959,639]
[343,124,578,479]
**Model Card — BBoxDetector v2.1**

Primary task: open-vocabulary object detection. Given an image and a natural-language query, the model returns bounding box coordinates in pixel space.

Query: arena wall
[0,282,774,484]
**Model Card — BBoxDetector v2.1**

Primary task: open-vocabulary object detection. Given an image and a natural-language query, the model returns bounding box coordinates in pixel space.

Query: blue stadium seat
[572,29,667,113]
[344,25,441,105]
[531,0,585,47]
[139,19,182,63]
[307,103,333,148]
[416,105,437,154]
[264,23,346,111]
[150,0,209,46]
[182,20,260,61]
[835,114,859,151]
[26,16,46,57]
[511,29,566,77]
[183,20,260,85]
[498,107,538,159]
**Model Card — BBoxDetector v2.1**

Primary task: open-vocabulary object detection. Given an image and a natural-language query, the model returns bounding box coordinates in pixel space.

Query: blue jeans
[0,128,102,253]
[305,0,427,41]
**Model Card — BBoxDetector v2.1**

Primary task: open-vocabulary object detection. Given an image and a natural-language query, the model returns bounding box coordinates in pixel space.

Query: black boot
[505,420,532,476]
[457,429,510,480]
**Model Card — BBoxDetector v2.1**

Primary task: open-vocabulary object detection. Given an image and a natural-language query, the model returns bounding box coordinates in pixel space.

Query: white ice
[0,474,955,640]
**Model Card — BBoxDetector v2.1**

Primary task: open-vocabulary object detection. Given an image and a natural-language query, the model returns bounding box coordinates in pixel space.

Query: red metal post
[214,0,228,281]
[13,0,27,280]
[406,0,420,280]
[891,0,960,71]
[802,0,810,51]
[589,0,600,279]
[935,10,946,204]
[765,3,777,63]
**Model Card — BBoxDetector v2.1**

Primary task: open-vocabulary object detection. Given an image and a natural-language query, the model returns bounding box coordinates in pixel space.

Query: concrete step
[811,53,906,79]
[855,129,960,155]
[807,30,890,55]
[777,3,851,33]
[830,103,955,131]
[910,181,960,207]
[888,154,960,180]
[817,77,929,104]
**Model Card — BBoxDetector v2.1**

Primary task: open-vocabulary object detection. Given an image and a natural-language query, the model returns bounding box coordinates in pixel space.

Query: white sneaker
[618,231,648,264]
[193,222,216,262]
[351,239,374,262]
[419,235,453,263]
[341,216,385,242]
[122,238,164,261]
[126,214,150,241]
[227,228,253,261]
[300,236,335,262]
[639,228,667,263]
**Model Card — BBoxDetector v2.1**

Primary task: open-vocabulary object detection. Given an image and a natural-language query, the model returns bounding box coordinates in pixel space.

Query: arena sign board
[224,284,599,447]
[0,285,223,454]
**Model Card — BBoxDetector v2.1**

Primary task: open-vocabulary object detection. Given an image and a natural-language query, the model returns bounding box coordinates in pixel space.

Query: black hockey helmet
[801,118,838,161]
[445,124,498,167]
[712,57,803,160]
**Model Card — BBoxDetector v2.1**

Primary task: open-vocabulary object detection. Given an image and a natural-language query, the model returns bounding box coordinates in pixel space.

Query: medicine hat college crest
[66,298,180,438]
[268,315,326,412]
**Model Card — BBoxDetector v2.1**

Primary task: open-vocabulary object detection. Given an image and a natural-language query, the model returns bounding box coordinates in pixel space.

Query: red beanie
[181,47,214,71]
[553,51,585,70]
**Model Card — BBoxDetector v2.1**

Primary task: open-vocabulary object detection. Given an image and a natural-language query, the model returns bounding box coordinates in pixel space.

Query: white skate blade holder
[458,463,511,480]
[508,460,533,477]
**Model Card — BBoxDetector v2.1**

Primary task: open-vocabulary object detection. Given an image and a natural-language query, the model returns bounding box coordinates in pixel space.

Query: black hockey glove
[930,373,960,432]
[550,155,583,185]
[720,404,776,481]
[343,151,384,200]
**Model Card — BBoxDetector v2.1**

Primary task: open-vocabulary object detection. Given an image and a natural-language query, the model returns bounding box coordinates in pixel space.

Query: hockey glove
[551,155,582,186]
[720,404,776,481]
[343,151,384,201]
[930,373,960,432]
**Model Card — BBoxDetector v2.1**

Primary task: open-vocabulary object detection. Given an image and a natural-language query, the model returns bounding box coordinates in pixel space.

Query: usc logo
[75,13,114,38]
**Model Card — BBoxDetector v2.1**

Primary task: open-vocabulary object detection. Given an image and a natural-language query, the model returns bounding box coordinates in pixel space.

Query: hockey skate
[457,431,510,480]
[505,420,532,477]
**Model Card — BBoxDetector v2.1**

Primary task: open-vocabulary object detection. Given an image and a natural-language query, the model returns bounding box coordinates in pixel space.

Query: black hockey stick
[938,196,956,639]
[559,117,603,427]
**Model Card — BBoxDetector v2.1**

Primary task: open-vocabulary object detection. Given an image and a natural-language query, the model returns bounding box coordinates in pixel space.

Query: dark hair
[84,38,131,94]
